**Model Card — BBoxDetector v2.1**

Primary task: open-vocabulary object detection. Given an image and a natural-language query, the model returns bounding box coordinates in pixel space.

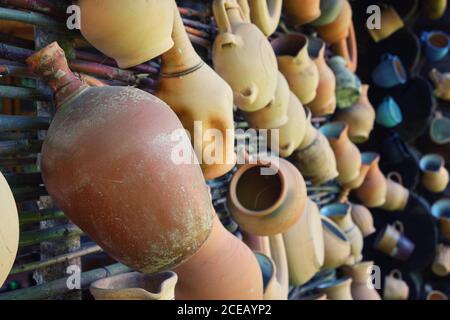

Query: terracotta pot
[422,0,448,20]
[426,290,448,300]
[321,216,352,270]
[272,33,320,104]
[368,6,405,43]
[320,122,362,185]
[342,261,381,300]
[431,199,450,241]
[320,203,363,263]
[332,21,358,72]
[227,157,307,235]
[27,42,214,274]
[381,172,410,211]
[354,152,388,208]
[248,0,283,36]
[383,270,409,300]
[90,271,178,300]
[429,68,450,101]
[432,244,450,277]
[79,0,174,68]
[243,72,290,129]
[374,221,415,261]
[334,85,375,144]
[350,203,376,237]
[315,0,352,44]
[283,0,321,25]
[306,37,337,116]
[174,215,263,300]
[0,172,19,287]
[156,4,236,180]
[317,277,353,300]
[328,55,362,109]
[283,198,324,286]
[311,0,344,26]
[213,0,278,111]
[419,154,449,193]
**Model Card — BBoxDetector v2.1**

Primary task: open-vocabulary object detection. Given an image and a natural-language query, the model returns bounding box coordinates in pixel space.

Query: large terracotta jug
[321,216,352,270]
[27,42,214,274]
[320,122,362,185]
[212,0,278,111]
[228,157,307,235]
[342,261,382,300]
[334,85,375,144]
[306,37,337,116]
[156,3,236,180]
[283,0,321,25]
[0,172,19,287]
[174,215,263,300]
[272,33,320,104]
[248,0,283,36]
[328,56,362,109]
[79,0,174,68]
[283,198,325,286]
[315,0,352,44]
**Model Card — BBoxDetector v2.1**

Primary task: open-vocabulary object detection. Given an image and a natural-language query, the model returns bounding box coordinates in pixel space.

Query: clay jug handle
[237,0,251,23]
[393,220,404,234]
[213,0,234,34]
[390,269,402,280]
[387,172,403,185]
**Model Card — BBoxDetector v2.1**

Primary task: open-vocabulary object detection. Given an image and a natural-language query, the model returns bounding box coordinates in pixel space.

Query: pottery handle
[387,172,403,185]
[390,269,402,280]
[236,0,251,23]
[393,220,404,234]
[212,0,234,34]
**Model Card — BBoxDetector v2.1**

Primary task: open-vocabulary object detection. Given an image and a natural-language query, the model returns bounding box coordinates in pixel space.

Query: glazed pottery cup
[367,6,404,43]
[430,113,450,145]
[432,244,450,277]
[383,270,409,300]
[371,54,407,88]
[381,172,410,211]
[419,154,449,193]
[426,290,448,300]
[429,68,450,101]
[373,221,415,261]
[431,199,450,241]
[421,31,449,62]
[376,96,403,128]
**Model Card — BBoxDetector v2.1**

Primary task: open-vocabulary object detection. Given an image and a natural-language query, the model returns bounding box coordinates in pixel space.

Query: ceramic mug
[419,154,449,193]
[373,221,415,261]
[371,54,407,88]
[383,270,409,300]
[421,31,449,62]
[376,96,403,128]
[432,244,450,277]
[426,290,448,300]
[381,172,409,211]
[429,112,450,145]
[431,199,450,241]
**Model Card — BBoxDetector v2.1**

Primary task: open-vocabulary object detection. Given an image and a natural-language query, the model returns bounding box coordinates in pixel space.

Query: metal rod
[0,0,66,17]
[0,85,52,101]
[19,208,65,225]
[4,171,43,187]
[12,185,47,202]
[19,223,84,247]
[0,131,36,141]
[0,114,50,131]
[0,139,42,155]
[0,156,37,167]
[0,6,69,31]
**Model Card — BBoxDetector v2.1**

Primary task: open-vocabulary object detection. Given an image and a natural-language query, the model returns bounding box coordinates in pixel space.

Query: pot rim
[431,199,450,218]
[419,154,444,172]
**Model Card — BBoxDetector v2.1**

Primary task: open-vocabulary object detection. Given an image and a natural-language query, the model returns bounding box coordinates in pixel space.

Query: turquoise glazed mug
[372,54,407,88]
[421,31,449,62]
[376,96,403,128]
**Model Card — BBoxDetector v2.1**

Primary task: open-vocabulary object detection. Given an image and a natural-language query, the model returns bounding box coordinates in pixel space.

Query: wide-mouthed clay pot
[368,6,404,43]
[27,42,214,274]
[381,172,410,211]
[321,216,352,270]
[283,0,321,25]
[213,0,278,111]
[350,203,376,237]
[227,157,307,235]
[342,261,382,300]
[79,0,174,68]
[419,154,449,193]
[315,0,352,44]
[90,271,178,300]
[317,277,353,300]
[248,0,283,36]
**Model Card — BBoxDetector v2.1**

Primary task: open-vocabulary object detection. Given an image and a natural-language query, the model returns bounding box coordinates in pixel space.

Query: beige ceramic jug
[342,261,382,300]
[429,69,450,101]
[248,0,283,36]
[381,172,410,211]
[321,216,352,270]
[350,203,376,237]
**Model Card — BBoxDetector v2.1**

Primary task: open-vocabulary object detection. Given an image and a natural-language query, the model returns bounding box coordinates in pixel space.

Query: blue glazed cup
[376,96,403,128]
[421,31,449,62]
[371,54,407,88]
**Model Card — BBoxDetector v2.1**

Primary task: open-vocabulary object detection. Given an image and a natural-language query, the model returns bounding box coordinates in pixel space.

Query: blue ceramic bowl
[421,31,449,62]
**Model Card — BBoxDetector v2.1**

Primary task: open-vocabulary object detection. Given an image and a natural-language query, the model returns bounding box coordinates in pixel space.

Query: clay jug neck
[227,4,246,25]
[347,261,374,283]
[26,42,85,107]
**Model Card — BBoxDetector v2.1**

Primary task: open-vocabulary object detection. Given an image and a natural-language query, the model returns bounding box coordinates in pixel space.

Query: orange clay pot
[315,0,352,44]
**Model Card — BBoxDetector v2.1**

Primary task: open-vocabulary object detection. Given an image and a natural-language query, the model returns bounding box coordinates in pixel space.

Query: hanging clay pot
[431,199,450,241]
[334,85,375,144]
[242,72,290,129]
[354,152,388,208]
[321,216,352,270]
[283,198,325,286]
[298,108,318,150]
[350,203,376,238]
[332,21,358,73]
[174,215,263,300]
[426,290,448,300]
[383,270,409,300]
[311,0,344,26]
[320,122,362,185]
[79,0,174,68]
[432,244,450,277]
[317,277,353,300]
[367,6,404,43]
[0,172,19,287]
[248,0,283,36]
[315,0,352,44]
[283,0,321,26]
[306,37,337,116]
[429,68,450,101]
[421,31,450,62]
[227,157,307,235]
[156,3,236,180]
[422,0,448,20]
[328,56,362,109]
[419,154,449,193]
[27,42,215,274]
[212,0,278,112]
[430,112,450,145]
[320,203,363,263]
[381,172,410,211]
[90,271,178,300]
[272,33,320,105]
[342,261,382,300]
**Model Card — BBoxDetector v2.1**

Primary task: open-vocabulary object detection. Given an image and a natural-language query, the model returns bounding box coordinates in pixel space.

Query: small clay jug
[79,0,174,68]
[315,0,352,44]
[374,221,415,261]
[213,0,278,112]
[311,0,344,26]
[283,198,325,286]
[227,157,307,235]
[376,96,403,128]
[430,112,450,145]
[320,203,363,263]
[271,33,320,105]
[422,0,448,20]
[334,85,375,144]
[431,199,450,241]
[421,31,450,62]
[248,0,282,36]
[429,68,450,101]
[419,154,449,193]
[432,244,450,277]
[383,270,409,300]
[350,203,376,237]
[306,37,337,116]
[90,271,178,300]
[320,122,362,185]
[321,216,352,270]
[283,0,321,26]
[354,152,388,208]
[372,54,407,88]
[317,277,353,300]
[157,3,236,180]
[27,42,215,274]
[332,21,358,72]
[0,172,19,287]
[367,6,404,43]
[381,172,410,211]
[342,261,381,300]
[328,56,362,109]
